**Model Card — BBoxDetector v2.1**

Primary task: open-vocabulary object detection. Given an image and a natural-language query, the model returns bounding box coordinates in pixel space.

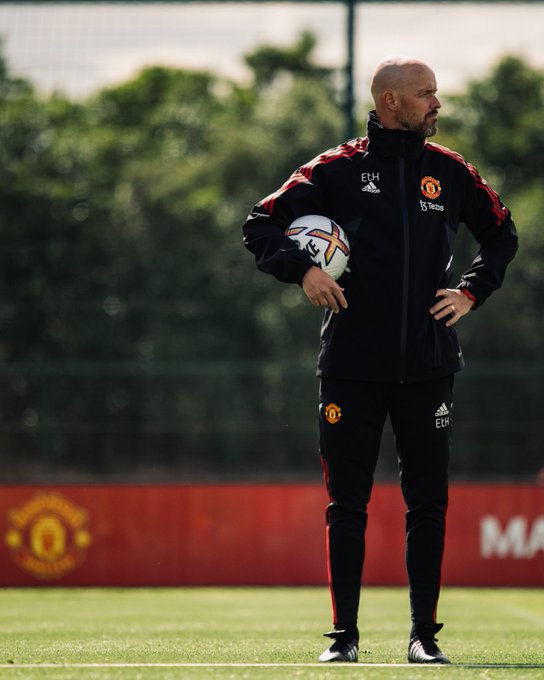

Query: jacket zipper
[398,148,410,383]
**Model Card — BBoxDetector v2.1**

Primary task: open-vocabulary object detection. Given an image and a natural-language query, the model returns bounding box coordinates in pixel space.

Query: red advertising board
[1,484,542,586]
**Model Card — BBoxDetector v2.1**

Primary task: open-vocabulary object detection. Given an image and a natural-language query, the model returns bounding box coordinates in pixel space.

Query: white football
[285,214,350,280]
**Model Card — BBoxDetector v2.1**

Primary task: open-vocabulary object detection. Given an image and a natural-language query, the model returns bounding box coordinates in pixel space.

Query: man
[242,57,518,664]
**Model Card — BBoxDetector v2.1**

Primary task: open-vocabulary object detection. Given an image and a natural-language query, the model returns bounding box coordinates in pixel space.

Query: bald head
[371,57,433,102]
[370,57,441,136]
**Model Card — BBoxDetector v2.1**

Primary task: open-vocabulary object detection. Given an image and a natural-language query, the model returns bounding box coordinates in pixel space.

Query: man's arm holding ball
[302,266,348,315]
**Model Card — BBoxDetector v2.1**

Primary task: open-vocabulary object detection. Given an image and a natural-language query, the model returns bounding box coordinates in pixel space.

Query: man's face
[396,67,441,137]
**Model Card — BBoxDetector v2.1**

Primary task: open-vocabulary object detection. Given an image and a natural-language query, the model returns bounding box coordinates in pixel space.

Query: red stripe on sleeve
[426,143,508,227]
[460,287,477,303]
[259,138,368,215]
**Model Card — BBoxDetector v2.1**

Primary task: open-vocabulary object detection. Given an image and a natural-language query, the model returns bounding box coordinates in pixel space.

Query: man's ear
[384,90,398,111]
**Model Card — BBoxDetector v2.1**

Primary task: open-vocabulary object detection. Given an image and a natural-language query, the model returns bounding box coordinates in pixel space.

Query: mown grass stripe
[0,663,542,669]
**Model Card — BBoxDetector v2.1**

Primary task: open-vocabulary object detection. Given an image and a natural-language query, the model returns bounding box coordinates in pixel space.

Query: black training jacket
[242,111,518,383]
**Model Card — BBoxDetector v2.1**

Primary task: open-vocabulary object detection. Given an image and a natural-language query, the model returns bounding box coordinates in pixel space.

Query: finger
[431,301,452,318]
[330,288,348,313]
[433,302,456,321]
[336,289,348,309]
[430,288,457,314]
[322,286,347,312]
[429,298,448,315]
[445,311,460,327]
[328,298,340,314]
[323,292,340,314]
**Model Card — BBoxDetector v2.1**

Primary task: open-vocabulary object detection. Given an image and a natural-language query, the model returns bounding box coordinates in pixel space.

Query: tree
[244,30,335,92]
[1,39,542,481]
[0,36,344,479]
[438,56,544,360]
[440,56,544,194]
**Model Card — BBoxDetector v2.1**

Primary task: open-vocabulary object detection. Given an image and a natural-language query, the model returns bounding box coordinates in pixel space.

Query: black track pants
[319,376,452,627]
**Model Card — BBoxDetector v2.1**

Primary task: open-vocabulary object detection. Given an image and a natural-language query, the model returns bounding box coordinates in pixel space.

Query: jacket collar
[366,110,426,159]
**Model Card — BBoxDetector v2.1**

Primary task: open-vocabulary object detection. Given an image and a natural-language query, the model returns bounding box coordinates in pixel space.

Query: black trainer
[408,622,451,664]
[318,629,359,663]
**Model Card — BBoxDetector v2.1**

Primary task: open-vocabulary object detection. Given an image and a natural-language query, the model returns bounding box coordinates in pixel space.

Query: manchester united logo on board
[4,492,92,581]
[421,176,442,200]
[324,403,342,424]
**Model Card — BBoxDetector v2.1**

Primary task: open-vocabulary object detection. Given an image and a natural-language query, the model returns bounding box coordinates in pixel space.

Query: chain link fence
[1,360,542,483]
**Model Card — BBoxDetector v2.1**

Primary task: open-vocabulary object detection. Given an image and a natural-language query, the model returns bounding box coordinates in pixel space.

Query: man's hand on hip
[430,288,474,327]
[302,266,348,314]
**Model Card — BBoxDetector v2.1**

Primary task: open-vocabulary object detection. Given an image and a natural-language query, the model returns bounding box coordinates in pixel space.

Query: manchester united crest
[421,176,442,200]
[324,403,342,424]
[4,492,92,580]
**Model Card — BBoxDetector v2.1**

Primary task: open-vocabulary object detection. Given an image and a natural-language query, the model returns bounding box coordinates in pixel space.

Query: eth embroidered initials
[434,402,450,429]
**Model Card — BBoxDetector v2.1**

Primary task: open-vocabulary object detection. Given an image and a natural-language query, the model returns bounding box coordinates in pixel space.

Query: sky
[0,2,543,101]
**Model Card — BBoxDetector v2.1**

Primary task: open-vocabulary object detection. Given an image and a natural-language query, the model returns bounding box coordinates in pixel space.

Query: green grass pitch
[0,587,543,678]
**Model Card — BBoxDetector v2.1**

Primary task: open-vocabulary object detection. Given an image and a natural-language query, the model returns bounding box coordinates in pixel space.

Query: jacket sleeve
[242,164,328,285]
[457,163,518,308]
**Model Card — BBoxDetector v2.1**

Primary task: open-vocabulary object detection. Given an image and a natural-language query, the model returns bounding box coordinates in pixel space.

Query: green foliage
[504,186,544,356]
[0,34,346,479]
[440,55,544,193]
[437,55,544,360]
[244,30,335,92]
[5,40,537,367]
[0,38,542,480]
